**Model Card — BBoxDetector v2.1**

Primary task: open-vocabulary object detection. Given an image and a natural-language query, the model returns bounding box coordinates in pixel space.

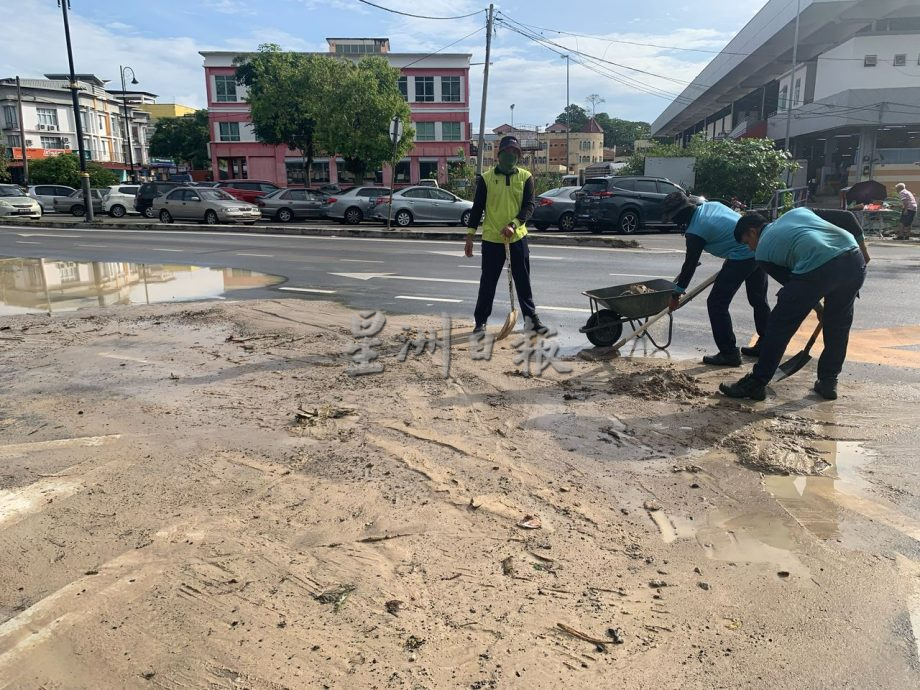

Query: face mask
[498,151,519,171]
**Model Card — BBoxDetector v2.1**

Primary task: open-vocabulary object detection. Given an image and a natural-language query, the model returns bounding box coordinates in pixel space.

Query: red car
[215,180,280,204]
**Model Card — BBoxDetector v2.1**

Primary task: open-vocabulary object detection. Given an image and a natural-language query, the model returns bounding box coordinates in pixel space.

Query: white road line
[148,248,183,252]
[340,258,385,263]
[278,287,337,294]
[16,233,79,238]
[609,272,665,279]
[536,305,592,313]
[77,244,110,248]
[235,252,273,257]
[15,240,40,244]
[395,295,463,303]
[457,264,479,269]
[329,271,478,285]
[430,249,565,260]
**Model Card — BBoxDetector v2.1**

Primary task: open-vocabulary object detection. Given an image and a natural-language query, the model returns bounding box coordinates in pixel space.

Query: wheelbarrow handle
[608,271,720,351]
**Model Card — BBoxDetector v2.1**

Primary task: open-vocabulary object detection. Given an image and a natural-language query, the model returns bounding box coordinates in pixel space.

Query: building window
[415,122,435,141]
[419,160,438,180]
[7,134,21,148]
[40,136,67,149]
[2,105,17,129]
[36,108,59,127]
[219,122,241,142]
[397,76,407,101]
[894,54,907,67]
[793,78,801,108]
[335,43,377,55]
[415,77,434,102]
[58,262,80,284]
[394,160,410,183]
[441,76,460,102]
[442,122,461,141]
[864,55,877,67]
[214,75,238,102]
[778,86,788,111]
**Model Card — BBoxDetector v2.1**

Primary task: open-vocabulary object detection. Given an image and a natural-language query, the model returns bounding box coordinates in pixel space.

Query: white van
[103,184,140,217]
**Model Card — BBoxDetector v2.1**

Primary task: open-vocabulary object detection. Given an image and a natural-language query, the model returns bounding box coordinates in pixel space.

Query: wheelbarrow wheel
[584,309,624,347]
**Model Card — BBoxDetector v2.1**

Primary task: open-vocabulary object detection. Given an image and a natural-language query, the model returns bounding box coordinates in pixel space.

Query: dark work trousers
[474,238,537,326]
[752,249,866,384]
[707,258,770,354]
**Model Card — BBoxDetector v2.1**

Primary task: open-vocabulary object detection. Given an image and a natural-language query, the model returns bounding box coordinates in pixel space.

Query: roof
[651,0,907,136]
[547,122,568,133]
[44,73,108,86]
[582,118,604,134]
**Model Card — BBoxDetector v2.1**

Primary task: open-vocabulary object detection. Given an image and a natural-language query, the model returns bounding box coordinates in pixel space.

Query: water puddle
[0,258,284,315]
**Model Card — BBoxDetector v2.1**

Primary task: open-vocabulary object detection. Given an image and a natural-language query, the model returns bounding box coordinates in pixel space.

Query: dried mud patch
[606,367,708,401]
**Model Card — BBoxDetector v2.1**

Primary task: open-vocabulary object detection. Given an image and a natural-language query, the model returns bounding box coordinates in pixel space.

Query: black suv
[574,176,686,234]
[135,181,182,218]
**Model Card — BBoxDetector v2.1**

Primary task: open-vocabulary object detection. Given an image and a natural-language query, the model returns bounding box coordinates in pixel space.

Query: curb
[0,219,642,249]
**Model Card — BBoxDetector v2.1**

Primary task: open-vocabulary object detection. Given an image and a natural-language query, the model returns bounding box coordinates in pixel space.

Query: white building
[651,0,920,194]
[0,74,153,183]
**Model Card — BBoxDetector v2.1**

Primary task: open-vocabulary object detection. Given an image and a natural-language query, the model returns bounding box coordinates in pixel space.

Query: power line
[355,0,484,20]
[402,26,484,68]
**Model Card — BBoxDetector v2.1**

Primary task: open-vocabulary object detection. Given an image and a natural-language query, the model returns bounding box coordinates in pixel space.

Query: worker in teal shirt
[720,207,869,401]
[663,192,769,366]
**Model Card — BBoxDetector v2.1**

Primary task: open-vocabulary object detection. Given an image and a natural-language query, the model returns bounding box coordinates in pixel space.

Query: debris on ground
[516,515,542,530]
[314,584,356,612]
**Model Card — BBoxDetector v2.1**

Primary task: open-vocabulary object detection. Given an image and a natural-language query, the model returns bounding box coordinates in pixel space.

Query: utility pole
[782,0,801,165]
[475,3,494,176]
[563,55,570,175]
[510,103,515,129]
[15,77,28,185]
[59,0,93,222]
[120,65,138,183]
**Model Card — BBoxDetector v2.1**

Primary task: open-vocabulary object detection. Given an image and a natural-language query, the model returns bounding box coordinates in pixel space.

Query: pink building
[199,38,471,186]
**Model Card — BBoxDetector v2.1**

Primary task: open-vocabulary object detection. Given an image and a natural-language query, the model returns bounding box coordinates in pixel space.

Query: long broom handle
[609,270,720,351]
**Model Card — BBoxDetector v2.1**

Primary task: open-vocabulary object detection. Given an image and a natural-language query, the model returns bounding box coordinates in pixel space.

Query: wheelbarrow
[579,272,720,350]
[579,279,677,349]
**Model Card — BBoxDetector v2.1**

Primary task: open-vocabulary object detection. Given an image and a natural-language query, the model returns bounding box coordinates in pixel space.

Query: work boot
[719,374,767,401]
[813,379,838,400]
[702,349,742,366]
[740,339,761,357]
[527,314,550,335]
[472,323,486,335]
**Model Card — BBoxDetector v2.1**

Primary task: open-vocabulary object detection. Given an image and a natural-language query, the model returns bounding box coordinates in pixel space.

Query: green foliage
[148,110,210,169]
[622,134,797,204]
[29,154,118,187]
[0,148,10,182]
[445,148,476,200]
[533,173,563,196]
[313,56,413,181]
[555,104,588,133]
[593,114,651,152]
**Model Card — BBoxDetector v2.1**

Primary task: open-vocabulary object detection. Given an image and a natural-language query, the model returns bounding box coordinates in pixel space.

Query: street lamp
[58,0,93,222]
[562,55,570,174]
[510,103,515,129]
[120,65,138,183]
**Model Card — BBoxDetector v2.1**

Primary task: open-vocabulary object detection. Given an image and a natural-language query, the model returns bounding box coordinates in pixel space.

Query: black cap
[662,191,701,222]
[498,135,522,154]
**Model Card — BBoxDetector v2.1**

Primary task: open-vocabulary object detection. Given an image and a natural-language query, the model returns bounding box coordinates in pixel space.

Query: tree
[29,154,118,187]
[554,104,588,133]
[148,110,210,170]
[622,134,796,204]
[314,56,413,182]
[0,148,10,183]
[585,93,605,117]
[235,44,335,186]
[593,114,651,152]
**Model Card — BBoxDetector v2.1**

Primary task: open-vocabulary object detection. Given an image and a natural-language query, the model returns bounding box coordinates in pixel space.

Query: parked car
[191,181,220,188]
[53,189,106,216]
[416,179,440,188]
[0,184,42,219]
[324,186,390,224]
[103,184,140,218]
[257,187,328,222]
[215,180,281,204]
[27,184,76,212]
[373,186,473,227]
[531,186,580,232]
[154,187,261,225]
[574,176,686,234]
[135,181,182,218]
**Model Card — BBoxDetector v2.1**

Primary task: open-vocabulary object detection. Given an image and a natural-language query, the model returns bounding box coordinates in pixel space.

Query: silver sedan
[373,186,473,227]
[154,187,261,225]
[258,188,328,222]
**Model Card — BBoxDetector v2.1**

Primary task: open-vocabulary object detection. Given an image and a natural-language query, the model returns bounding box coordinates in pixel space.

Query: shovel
[495,239,518,341]
[776,319,822,381]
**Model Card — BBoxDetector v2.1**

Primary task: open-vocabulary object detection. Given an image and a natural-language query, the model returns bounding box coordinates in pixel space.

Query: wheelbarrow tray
[583,279,675,319]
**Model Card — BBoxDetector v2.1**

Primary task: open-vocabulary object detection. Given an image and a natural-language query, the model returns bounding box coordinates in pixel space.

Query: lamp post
[562,55,570,174]
[510,103,515,129]
[58,0,93,222]
[120,65,138,183]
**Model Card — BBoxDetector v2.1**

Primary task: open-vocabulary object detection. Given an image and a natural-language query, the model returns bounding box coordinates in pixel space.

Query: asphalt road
[2,223,919,383]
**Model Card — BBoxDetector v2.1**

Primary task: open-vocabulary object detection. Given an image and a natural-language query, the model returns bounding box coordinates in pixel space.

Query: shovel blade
[776,351,812,381]
[495,309,517,341]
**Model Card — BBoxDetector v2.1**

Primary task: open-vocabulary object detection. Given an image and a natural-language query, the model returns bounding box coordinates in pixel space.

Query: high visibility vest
[478,166,531,243]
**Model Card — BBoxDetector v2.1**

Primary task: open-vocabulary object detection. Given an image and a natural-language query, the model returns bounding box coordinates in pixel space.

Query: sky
[7,0,770,130]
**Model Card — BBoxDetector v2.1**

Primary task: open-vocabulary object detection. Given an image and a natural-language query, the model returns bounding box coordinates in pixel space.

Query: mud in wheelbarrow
[578,278,676,349]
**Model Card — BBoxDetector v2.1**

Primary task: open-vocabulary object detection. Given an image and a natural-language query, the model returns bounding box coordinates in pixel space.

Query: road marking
[329,271,478,285]
[15,240,40,244]
[16,233,79,238]
[457,264,479,269]
[98,352,157,364]
[148,248,183,252]
[235,252,273,257]
[77,243,110,248]
[536,305,592,313]
[278,287,337,294]
[395,295,463,303]
[340,258,385,263]
[0,434,121,459]
[609,272,665,279]
[429,249,565,260]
